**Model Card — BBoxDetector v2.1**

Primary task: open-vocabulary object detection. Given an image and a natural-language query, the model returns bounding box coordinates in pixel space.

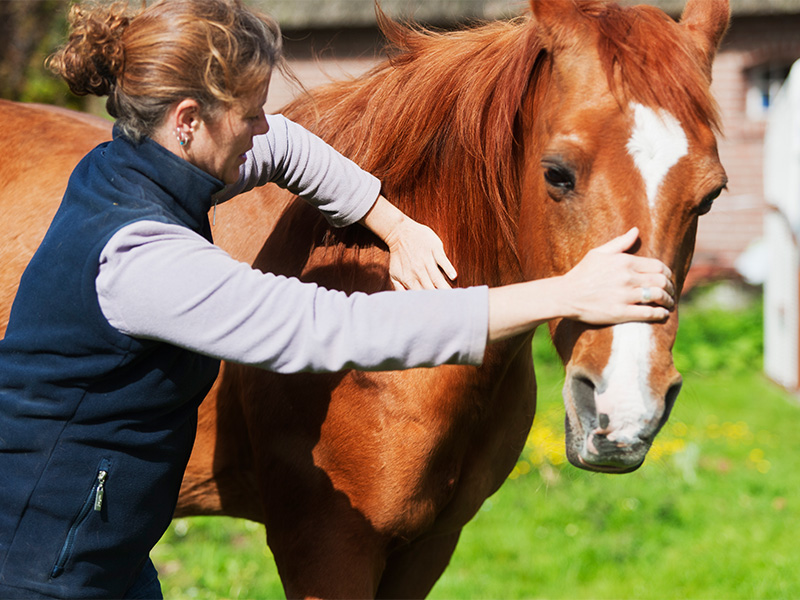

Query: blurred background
[2,0,799,598]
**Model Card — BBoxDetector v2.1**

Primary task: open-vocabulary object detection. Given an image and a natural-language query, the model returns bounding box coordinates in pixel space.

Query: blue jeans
[124,559,163,599]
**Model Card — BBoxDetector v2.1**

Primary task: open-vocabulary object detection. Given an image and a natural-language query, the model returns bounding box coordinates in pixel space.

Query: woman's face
[188,80,270,184]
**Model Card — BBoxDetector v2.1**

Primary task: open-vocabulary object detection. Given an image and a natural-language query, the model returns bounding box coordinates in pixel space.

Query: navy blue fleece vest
[0,128,224,598]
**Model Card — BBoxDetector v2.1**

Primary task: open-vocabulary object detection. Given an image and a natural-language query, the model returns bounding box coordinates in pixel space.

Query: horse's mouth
[561,364,681,474]
[564,419,648,474]
[570,442,647,474]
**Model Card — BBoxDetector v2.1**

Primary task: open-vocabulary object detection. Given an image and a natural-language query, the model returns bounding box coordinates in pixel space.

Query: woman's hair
[48,0,283,141]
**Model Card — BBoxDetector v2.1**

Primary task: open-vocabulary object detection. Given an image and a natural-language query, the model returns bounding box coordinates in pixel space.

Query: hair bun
[48,3,131,97]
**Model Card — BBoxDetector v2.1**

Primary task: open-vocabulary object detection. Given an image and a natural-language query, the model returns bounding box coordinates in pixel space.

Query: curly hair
[48,0,283,141]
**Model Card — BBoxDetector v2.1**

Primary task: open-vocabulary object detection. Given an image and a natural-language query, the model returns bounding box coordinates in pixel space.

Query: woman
[0,0,674,597]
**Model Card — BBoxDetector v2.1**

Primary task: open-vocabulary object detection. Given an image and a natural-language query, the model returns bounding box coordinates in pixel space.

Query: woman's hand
[558,227,675,324]
[383,219,456,290]
[488,228,675,343]
[360,195,457,290]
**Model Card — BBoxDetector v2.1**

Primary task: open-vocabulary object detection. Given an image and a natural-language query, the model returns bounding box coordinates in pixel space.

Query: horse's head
[518,0,730,472]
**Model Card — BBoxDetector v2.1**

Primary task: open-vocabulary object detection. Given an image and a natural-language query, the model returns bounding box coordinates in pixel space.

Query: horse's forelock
[590,3,722,133]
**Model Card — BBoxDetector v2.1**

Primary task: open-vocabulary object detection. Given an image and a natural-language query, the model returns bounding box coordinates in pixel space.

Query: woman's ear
[173,98,201,143]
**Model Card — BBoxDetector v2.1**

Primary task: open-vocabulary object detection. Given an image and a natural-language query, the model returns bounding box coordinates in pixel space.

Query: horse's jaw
[559,323,682,474]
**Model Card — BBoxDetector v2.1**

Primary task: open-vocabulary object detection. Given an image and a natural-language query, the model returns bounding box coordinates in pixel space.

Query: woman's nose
[255,111,269,135]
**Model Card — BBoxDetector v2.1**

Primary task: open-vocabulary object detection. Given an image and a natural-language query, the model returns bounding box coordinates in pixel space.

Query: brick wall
[701,14,800,273]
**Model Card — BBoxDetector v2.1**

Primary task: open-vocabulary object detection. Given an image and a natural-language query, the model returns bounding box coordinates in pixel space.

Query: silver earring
[176,127,188,146]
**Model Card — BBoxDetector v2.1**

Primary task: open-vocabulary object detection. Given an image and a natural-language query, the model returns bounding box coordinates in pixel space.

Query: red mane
[281,15,544,287]
[276,2,721,289]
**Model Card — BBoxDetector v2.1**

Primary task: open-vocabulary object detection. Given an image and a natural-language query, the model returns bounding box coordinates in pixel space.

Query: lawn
[152,286,800,599]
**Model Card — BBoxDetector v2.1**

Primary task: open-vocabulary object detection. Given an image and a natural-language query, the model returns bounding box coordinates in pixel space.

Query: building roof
[251,0,800,29]
[630,0,800,16]
[256,0,519,29]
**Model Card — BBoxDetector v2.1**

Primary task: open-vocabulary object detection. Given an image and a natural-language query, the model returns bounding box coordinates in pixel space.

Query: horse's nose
[565,368,682,473]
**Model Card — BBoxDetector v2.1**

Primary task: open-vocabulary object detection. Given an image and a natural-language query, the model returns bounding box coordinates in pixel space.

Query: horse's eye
[697,186,725,216]
[543,164,576,193]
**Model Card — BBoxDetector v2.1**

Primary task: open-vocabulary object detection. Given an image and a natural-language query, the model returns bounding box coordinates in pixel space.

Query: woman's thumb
[593,227,639,255]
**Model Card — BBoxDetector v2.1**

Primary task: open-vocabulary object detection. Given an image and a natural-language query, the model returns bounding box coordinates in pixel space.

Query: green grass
[153,287,800,599]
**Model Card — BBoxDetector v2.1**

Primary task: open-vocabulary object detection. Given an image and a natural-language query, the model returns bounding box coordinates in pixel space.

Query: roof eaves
[252,0,800,29]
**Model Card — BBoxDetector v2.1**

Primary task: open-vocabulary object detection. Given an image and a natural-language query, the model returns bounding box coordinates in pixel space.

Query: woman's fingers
[633,285,674,310]
[631,273,675,307]
[624,304,671,322]
[433,246,458,282]
[629,254,674,284]
[387,222,456,291]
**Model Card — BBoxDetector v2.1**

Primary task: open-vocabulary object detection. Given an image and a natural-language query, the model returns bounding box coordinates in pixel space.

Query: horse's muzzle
[563,369,682,474]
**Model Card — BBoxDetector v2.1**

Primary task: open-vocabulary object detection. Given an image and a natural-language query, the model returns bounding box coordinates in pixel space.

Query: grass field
[152,286,800,599]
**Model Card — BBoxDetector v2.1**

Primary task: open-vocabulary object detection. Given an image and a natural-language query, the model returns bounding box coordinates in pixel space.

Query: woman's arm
[97,223,672,372]
[96,221,487,373]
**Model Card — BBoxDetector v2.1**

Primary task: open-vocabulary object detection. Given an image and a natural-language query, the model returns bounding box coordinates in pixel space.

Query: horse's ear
[680,0,730,66]
[530,0,584,50]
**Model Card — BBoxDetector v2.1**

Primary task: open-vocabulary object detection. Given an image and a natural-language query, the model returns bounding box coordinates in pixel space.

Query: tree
[0,0,76,105]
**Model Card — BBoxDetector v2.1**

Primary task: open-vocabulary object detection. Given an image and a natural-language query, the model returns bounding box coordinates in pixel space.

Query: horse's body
[0,0,729,596]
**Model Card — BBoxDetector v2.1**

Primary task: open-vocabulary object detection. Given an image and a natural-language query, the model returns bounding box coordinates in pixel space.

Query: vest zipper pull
[94,470,107,512]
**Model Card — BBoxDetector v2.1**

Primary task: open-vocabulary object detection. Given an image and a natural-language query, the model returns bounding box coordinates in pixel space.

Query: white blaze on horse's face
[594,323,655,445]
[581,103,690,461]
[626,102,689,210]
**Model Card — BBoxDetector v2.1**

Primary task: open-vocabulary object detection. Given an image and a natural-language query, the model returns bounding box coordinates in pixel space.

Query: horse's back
[0,100,112,336]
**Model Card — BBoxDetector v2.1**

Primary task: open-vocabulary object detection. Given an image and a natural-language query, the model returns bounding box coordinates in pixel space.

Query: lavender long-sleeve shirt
[96,114,489,373]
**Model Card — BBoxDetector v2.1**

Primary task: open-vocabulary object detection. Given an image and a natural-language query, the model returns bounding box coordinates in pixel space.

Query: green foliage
[0,0,86,108]
[673,285,763,375]
[153,517,283,599]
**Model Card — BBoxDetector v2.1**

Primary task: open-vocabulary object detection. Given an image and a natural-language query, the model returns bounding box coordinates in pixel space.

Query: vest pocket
[50,458,112,579]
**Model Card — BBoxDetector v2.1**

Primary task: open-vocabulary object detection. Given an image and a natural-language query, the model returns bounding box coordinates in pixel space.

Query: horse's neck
[279,23,546,289]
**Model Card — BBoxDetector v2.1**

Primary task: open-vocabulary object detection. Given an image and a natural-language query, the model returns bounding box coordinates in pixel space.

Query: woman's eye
[543,165,576,192]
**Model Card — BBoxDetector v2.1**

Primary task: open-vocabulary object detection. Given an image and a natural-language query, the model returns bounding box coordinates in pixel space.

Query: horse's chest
[372,350,536,537]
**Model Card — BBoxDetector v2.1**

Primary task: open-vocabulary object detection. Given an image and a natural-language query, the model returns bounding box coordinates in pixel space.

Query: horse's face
[518,0,730,473]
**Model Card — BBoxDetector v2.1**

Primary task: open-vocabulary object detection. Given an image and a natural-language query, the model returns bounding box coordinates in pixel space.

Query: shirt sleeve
[96,220,488,373]
[214,114,381,227]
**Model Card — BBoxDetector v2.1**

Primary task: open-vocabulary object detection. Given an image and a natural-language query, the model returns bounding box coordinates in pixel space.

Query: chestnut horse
[0,0,729,596]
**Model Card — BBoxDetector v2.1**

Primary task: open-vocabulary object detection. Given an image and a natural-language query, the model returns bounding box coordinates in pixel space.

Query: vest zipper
[93,469,107,512]
[51,459,111,579]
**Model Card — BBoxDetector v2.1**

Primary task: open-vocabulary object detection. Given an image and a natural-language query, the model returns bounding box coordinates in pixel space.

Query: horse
[0,0,729,596]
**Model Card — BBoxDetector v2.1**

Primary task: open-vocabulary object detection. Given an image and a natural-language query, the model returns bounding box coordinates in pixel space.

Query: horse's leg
[176,365,263,521]
[375,531,462,599]
[231,368,384,598]
[267,510,387,599]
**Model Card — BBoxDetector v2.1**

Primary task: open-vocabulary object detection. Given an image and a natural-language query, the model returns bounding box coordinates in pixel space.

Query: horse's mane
[281,15,543,288]
[277,1,720,289]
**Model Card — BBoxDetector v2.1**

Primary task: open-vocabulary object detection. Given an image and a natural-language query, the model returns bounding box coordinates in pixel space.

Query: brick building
[256,0,800,278]
[698,2,800,277]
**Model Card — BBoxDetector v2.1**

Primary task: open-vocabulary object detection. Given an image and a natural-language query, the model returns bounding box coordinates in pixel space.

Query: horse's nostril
[571,374,597,418]
[656,377,682,434]
[598,413,610,429]
[665,379,682,415]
